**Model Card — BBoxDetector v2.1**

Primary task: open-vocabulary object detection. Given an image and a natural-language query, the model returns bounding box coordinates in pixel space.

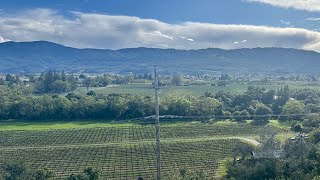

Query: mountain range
[0,41,319,74]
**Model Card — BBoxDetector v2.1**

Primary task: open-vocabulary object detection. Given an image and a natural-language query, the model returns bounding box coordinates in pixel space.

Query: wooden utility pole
[154,65,161,180]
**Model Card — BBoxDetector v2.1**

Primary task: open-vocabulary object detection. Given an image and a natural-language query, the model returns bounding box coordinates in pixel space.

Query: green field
[0,120,137,131]
[0,121,293,179]
[76,81,320,97]
[76,84,267,96]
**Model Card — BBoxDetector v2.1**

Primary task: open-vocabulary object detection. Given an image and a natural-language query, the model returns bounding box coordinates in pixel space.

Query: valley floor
[0,120,294,179]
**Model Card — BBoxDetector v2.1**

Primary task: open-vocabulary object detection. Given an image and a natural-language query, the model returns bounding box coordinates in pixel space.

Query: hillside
[0,41,319,74]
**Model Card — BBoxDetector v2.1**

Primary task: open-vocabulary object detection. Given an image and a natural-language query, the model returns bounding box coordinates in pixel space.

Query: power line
[153,65,161,180]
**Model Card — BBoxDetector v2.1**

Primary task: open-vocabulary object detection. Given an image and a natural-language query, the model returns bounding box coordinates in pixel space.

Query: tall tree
[282,100,305,120]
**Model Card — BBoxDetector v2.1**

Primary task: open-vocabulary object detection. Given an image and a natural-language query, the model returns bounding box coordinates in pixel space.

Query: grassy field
[75,81,320,97]
[76,84,275,96]
[0,119,292,131]
[0,120,293,179]
[0,120,138,131]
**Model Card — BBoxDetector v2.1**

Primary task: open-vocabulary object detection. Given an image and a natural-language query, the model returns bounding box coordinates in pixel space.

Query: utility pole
[154,65,161,180]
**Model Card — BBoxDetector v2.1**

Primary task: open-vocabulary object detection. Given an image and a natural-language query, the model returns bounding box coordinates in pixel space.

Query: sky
[1,0,320,51]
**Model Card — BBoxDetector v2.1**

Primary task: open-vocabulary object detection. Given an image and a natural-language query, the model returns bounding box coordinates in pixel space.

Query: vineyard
[76,82,320,97]
[0,122,291,179]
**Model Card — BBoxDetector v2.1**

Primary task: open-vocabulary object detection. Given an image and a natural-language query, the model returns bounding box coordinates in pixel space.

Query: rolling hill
[0,41,319,74]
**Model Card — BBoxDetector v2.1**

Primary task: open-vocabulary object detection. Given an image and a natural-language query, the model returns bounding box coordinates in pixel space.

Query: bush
[291,122,302,132]
[254,105,272,122]
[232,110,249,122]
[87,91,96,96]
[232,111,242,122]
[309,128,320,144]
[303,113,320,128]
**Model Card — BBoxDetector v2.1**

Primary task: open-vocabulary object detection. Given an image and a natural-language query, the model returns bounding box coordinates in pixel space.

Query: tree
[166,97,192,116]
[3,163,30,180]
[96,75,111,86]
[67,75,77,91]
[2,163,54,180]
[34,71,76,93]
[51,80,69,93]
[291,121,303,132]
[61,70,67,82]
[5,74,15,84]
[220,74,231,81]
[171,75,183,86]
[245,86,266,102]
[34,168,54,180]
[87,91,96,96]
[303,113,320,129]
[122,96,153,119]
[233,142,254,160]
[83,78,94,90]
[232,110,250,121]
[14,75,21,84]
[272,85,291,115]
[43,71,55,92]
[83,167,99,180]
[254,105,272,122]
[282,100,305,120]
[0,78,5,85]
[262,90,276,104]
[309,128,320,144]
[232,111,242,121]
[79,74,86,79]
[283,134,310,169]
[66,167,99,180]
[192,97,221,116]
[259,127,281,157]
[232,110,249,122]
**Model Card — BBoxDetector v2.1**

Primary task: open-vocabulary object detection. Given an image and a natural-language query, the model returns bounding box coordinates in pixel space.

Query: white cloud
[0,36,5,42]
[234,40,248,44]
[306,17,320,21]
[280,20,291,25]
[146,31,174,40]
[1,9,320,51]
[245,0,320,12]
[180,36,194,42]
[0,35,9,43]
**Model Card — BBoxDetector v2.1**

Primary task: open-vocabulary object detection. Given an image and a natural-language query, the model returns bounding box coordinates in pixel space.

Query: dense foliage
[226,129,320,180]
[1,163,98,180]
[34,71,78,93]
[2,163,54,180]
[1,80,320,122]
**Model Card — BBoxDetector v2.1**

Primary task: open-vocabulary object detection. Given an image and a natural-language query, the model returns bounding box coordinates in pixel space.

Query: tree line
[0,71,155,94]
[1,163,214,180]
[0,85,220,120]
[0,83,319,125]
[1,163,99,180]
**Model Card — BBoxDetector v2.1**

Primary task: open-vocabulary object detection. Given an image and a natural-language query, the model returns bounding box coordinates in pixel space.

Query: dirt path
[237,137,260,146]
